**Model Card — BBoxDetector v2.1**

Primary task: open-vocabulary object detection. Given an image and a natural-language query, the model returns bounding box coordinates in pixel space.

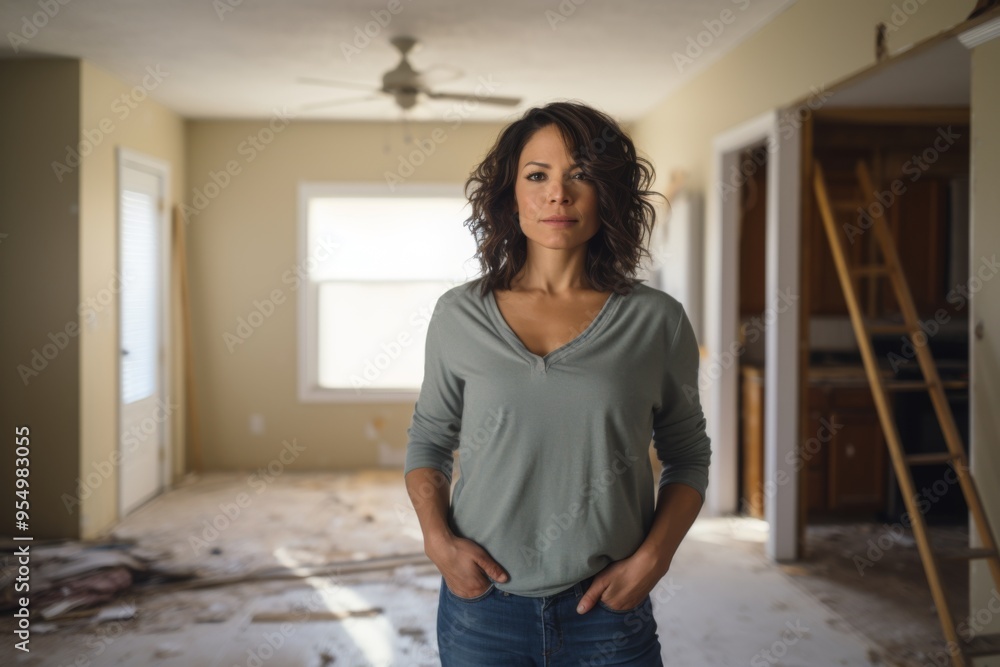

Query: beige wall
[0,59,82,539]
[78,61,186,538]
[969,34,1000,641]
[631,0,971,193]
[0,58,185,540]
[184,120,505,470]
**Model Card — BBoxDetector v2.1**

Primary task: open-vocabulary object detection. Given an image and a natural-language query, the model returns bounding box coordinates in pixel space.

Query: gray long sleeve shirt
[403,277,711,597]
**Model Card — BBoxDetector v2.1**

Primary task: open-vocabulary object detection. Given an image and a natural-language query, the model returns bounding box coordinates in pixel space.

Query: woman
[403,100,711,666]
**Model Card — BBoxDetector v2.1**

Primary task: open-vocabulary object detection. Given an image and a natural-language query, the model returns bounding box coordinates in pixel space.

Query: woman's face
[513,124,601,252]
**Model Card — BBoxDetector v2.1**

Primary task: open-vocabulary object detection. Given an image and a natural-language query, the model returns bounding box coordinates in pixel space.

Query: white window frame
[297,181,470,403]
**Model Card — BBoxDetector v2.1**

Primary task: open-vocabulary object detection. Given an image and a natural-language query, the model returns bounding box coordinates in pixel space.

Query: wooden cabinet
[741,366,888,517]
[805,382,887,514]
[805,120,967,318]
[804,394,829,513]
[740,366,765,518]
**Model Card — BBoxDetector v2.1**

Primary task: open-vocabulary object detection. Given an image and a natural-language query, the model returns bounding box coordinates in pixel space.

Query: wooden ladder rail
[812,158,1000,667]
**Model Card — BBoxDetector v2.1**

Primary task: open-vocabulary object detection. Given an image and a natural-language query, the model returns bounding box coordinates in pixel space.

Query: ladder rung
[882,379,970,392]
[867,323,914,335]
[904,452,956,465]
[936,546,999,561]
[850,264,891,277]
[965,632,1000,657]
[832,198,868,211]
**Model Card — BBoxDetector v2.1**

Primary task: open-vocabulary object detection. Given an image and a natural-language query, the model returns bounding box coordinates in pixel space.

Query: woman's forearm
[405,466,455,552]
[634,482,704,577]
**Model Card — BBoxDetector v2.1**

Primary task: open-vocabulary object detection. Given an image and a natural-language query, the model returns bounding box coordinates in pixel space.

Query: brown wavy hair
[463,100,665,299]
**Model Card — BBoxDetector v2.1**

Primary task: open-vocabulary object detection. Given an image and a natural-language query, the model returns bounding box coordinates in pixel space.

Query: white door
[118,150,170,516]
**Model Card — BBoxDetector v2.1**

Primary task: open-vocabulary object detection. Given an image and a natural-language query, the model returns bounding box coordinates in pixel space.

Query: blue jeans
[437,573,664,666]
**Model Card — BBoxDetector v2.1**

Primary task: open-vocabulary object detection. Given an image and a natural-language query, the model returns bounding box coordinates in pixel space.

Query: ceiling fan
[298,36,523,113]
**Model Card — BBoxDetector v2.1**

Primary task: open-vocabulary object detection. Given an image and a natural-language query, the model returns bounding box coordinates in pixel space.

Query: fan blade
[297,76,378,92]
[299,94,385,111]
[426,91,521,107]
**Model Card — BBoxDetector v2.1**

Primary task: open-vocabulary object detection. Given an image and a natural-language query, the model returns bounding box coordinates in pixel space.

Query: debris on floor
[0,470,965,666]
[0,539,194,621]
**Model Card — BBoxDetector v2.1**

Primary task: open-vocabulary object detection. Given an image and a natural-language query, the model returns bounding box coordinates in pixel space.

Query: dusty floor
[783,519,973,667]
[0,471,978,666]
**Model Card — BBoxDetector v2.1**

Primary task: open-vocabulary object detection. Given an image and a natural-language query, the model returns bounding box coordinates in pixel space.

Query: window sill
[298,386,421,404]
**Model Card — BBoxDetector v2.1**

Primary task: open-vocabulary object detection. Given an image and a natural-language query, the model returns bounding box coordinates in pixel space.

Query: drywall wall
[968,32,1000,646]
[78,60,186,539]
[184,120,506,470]
[631,0,971,194]
[0,58,82,539]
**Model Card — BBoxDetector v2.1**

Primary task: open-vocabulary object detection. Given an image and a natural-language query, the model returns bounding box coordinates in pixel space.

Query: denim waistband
[491,573,598,600]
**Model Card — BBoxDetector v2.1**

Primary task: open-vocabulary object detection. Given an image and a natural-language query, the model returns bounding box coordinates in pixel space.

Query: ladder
[812,157,1000,667]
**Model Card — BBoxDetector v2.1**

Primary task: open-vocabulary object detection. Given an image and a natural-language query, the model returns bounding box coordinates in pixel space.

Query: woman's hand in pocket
[426,532,509,598]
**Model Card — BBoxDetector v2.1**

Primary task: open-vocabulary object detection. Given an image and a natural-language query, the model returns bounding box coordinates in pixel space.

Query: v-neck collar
[486,287,623,373]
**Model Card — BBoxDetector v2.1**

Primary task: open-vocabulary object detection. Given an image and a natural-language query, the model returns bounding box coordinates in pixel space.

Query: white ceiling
[0,0,797,121]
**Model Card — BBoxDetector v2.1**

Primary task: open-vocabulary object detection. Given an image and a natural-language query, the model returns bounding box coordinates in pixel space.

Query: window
[298,183,480,402]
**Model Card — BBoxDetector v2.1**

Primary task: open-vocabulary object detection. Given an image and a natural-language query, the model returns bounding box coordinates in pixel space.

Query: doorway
[737,143,769,522]
[706,109,802,561]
